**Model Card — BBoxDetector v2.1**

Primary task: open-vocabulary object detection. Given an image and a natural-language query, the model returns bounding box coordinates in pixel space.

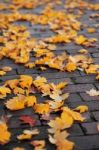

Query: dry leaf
[65,62,77,72]
[0,121,11,145]
[0,71,6,76]
[0,86,11,99]
[17,129,39,140]
[34,103,50,114]
[74,105,88,113]
[5,95,25,110]
[19,115,36,126]
[30,140,45,150]
[86,89,99,96]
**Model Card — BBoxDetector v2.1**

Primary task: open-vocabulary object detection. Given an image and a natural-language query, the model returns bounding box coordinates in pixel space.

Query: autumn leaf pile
[0,0,99,150]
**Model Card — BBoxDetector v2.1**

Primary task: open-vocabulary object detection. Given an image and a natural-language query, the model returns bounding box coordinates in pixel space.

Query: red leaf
[19,115,36,126]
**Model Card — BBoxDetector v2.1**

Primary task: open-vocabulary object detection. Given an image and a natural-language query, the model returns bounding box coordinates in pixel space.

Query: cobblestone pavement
[0,0,99,150]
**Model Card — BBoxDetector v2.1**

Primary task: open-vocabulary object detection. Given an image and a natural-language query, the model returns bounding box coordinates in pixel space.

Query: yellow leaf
[34,103,50,114]
[74,105,88,113]
[33,76,47,87]
[0,121,11,144]
[79,49,88,54]
[0,86,11,99]
[5,96,25,110]
[25,95,37,107]
[75,35,86,45]
[87,28,96,33]
[49,130,74,150]
[0,71,6,76]
[56,82,68,89]
[65,62,77,72]
[17,129,39,140]
[62,107,85,122]
[5,79,19,89]
[19,75,33,88]
[13,87,25,95]
[85,64,99,74]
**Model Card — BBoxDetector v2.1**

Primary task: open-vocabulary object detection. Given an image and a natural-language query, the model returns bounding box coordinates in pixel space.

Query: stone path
[0,0,99,150]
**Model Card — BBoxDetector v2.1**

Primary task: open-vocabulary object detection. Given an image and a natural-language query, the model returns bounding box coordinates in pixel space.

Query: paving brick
[73,76,97,84]
[67,93,82,103]
[40,71,80,79]
[70,135,99,150]
[0,103,5,116]
[81,122,99,135]
[0,75,19,82]
[0,1,99,150]
[64,84,95,93]
[68,124,84,136]
[92,111,99,121]
[93,58,99,63]
[80,92,99,101]
[92,53,99,58]
[95,83,99,90]
[24,68,40,74]
[82,112,92,122]
[6,107,35,117]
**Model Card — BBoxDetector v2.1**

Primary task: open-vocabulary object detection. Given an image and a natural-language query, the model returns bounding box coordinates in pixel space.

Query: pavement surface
[0,0,99,150]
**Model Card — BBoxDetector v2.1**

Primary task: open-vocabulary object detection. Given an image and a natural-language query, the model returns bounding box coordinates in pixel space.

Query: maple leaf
[75,35,86,45]
[0,70,6,76]
[85,64,99,74]
[19,115,36,126]
[5,79,19,89]
[49,130,74,150]
[30,140,45,150]
[25,95,37,107]
[17,129,39,140]
[19,75,33,89]
[0,86,11,99]
[0,121,11,145]
[62,107,85,122]
[74,105,88,113]
[56,82,68,89]
[5,95,25,110]
[34,103,50,114]
[65,62,77,72]
[79,49,88,54]
[86,89,99,96]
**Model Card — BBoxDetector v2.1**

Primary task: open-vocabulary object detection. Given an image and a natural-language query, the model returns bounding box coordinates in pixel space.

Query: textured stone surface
[0,0,99,150]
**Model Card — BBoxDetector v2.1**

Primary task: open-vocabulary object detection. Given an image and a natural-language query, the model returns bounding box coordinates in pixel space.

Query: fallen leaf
[0,121,11,145]
[30,140,45,150]
[0,86,11,99]
[19,115,36,126]
[34,103,50,114]
[86,89,99,96]
[5,95,25,110]
[17,129,39,140]
[0,71,6,76]
[2,66,12,72]
[65,62,77,72]
[74,105,88,113]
